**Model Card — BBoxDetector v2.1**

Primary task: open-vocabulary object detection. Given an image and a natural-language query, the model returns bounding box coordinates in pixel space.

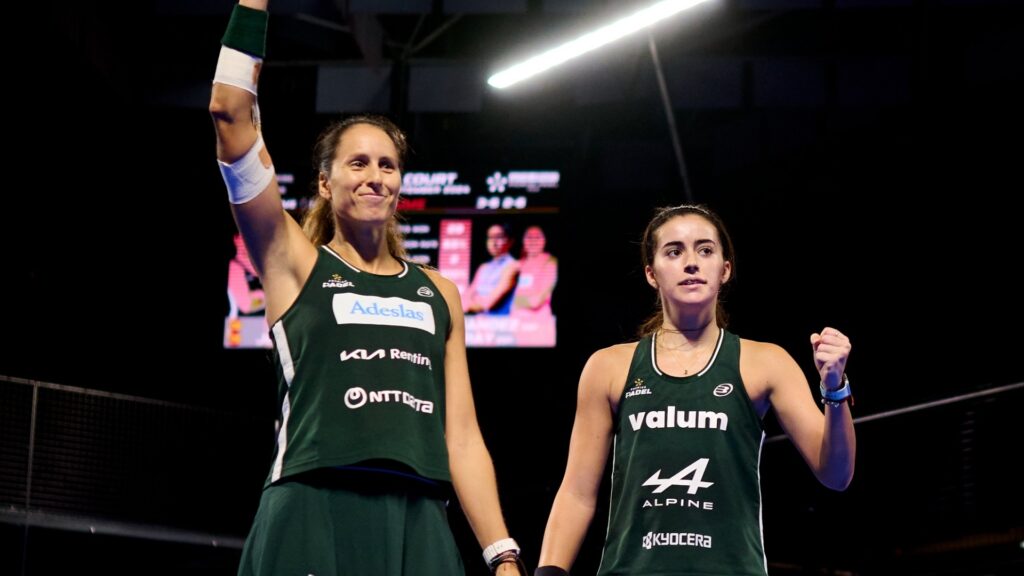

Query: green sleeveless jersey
[265,246,452,487]
[598,329,767,576]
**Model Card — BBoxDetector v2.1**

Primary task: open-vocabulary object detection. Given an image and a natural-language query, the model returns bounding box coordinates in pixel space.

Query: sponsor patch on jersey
[713,383,734,397]
[322,273,355,289]
[625,377,652,399]
[417,286,434,297]
[333,293,435,334]
[344,386,434,413]
[642,531,712,550]
[339,347,432,370]
[627,408,729,431]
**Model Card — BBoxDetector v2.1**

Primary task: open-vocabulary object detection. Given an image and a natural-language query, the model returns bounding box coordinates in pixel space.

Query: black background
[2,1,1022,574]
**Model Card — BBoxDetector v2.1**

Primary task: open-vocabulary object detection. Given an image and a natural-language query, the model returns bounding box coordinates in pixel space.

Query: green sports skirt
[237,469,465,576]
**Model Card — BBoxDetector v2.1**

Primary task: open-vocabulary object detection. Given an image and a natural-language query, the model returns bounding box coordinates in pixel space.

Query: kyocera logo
[642,531,712,550]
[333,293,435,334]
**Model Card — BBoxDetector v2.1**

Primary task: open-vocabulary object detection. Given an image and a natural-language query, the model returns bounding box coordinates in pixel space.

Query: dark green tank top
[598,329,768,576]
[265,246,451,486]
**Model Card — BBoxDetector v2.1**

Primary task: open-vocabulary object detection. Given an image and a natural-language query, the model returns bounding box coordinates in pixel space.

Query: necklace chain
[656,326,718,375]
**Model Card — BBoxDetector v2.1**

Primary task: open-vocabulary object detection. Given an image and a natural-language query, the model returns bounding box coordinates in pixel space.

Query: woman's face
[486,225,511,257]
[318,123,402,227]
[522,226,546,256]
[645,214,731,308]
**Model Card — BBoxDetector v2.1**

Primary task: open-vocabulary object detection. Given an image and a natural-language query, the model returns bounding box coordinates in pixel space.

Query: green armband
[221,5,268,58]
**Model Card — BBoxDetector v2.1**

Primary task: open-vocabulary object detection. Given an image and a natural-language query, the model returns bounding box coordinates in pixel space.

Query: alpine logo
[643,458,713,495]
[627,408,728,432]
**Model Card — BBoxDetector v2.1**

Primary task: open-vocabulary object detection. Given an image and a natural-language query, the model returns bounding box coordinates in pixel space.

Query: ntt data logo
[642,531,713,550]
[343,386,434,413]
[344,387,369,408]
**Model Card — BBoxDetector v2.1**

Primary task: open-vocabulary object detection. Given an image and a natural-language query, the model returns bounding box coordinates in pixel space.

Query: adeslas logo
[349,300,425,321]
[332,293,436,334]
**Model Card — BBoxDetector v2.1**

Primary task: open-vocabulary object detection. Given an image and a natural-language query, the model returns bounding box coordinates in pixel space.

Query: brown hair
[301,115,409,258]
[637,204,736,338]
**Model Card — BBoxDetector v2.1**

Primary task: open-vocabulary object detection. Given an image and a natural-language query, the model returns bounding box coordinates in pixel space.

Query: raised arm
[754,330,856,490]
[428,271,523,575]
[209,0,315,324]
[538,346,622,571]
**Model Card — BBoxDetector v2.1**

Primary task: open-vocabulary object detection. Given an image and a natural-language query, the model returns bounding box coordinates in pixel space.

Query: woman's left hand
[810,327,851,390]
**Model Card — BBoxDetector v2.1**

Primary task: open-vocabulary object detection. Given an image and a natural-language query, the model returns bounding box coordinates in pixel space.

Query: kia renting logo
[339,348,432,370]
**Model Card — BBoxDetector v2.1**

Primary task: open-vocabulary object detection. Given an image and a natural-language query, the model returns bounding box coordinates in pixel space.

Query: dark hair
[301,115,409,257]
[638,204,736,338]
[487,222,512,238]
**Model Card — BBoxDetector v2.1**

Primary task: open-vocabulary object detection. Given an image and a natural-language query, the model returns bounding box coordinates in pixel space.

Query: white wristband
[214,45,262,95]
[218,133,275,205]
[482,538,520,566]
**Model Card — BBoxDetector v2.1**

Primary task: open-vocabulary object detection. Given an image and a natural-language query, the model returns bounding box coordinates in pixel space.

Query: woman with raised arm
[210,2,525,574]
[536,204,856,576]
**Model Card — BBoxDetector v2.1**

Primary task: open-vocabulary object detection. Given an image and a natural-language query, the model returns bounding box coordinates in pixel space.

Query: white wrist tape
[214,45,262,95]
[482,538,520,566]
[219,133,275,205]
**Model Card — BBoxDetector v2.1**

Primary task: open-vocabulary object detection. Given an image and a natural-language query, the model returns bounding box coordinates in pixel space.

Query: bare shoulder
[584,342,639,409]
[739,337,803,413]
[589,341,638,369]
[420,266,459,301]
[739,337,792,366]
[739,337,798,381]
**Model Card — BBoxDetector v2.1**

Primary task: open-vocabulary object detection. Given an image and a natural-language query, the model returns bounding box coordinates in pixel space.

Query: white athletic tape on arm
[219,133,275,205]
[213,46,261,95]
[482,538,520,566]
